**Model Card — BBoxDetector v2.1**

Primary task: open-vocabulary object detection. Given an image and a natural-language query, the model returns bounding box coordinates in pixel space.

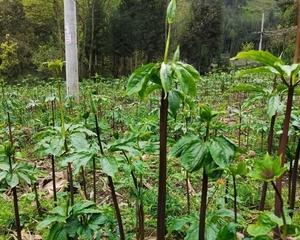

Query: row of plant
[0,1,300,240]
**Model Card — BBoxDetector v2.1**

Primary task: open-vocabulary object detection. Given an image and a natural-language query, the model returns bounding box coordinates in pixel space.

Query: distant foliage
[0,35,19,78]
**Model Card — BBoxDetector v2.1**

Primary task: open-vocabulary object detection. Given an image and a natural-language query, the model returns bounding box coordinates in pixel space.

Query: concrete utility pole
[259,12,265,51]
[64,0,79,101]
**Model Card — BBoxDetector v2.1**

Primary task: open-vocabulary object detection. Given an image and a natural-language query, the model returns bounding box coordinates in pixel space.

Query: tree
[180,0,223,73]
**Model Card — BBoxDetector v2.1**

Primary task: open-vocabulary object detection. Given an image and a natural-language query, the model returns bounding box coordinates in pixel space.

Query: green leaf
[250,154,285,182]
[247,212,278,237]
[160,62,173,94]
[174,62,198,96]
[167,0,176,24]
[70,132,89,151]
[48,136,65,157]
[0,171,7,182]
[180,142,209,172]
[216,223,237,240]
[127,63,156,96]
[168,90,182,118]
[171,135,199,157]
[18,172,32,185]
[100,156,118,177]
[6,172,19,188]
[231,51,283,70]
[235,66,279,77]
[276,63,300,78]
[267,95,282,119]
[209,136,236,168]
[199,104,217,122]
[0,162,10,171]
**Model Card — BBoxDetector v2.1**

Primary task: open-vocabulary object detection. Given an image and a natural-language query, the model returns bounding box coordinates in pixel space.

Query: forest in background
[0,0,297,80]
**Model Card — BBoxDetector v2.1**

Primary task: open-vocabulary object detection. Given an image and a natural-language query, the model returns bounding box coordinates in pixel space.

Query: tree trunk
[157,91,168,240]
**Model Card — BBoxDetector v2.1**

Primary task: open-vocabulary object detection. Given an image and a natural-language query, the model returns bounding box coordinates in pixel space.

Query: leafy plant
[172,105,236,240]
[126,0,200,239]
[37,201,108,240]
[250,154,287,239]
[232,50,300,221]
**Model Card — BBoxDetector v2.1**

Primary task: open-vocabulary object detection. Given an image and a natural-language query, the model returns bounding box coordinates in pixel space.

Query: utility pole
[64,0,79,101]
[259,12,265,51]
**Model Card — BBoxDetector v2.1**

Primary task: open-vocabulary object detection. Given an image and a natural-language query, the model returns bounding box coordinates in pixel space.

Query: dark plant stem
[271,181,287,240]
[274,86,294,238]
[275,86,294,217]
[199,170,208,240]
[12,187,22,240]
[199,121,210,240]
[288,158,293,204]
[289,138,300,217]
[122,151,144,239]
[7,112,22,240]
[259,114,276,211]
[224,180,228,205]
[93,111,125,240]
[108,176,125,240]
[233,175,238,223]
[157,92,168,240]
[81,167,88,199]
[68,162,74,205]
[238,104,242,147]
[261,131,264,152]
[93,157,97,203]
[51,155,57,206]
[186,171,190,215]
[50,100,57,206]
[137,177,145,240]
[33,182,43,216]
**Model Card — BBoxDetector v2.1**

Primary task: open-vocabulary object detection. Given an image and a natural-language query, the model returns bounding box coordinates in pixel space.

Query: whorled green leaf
[126,63,157,96]
[216,223,237,240]
[171,135,199,158]
[168,90,182,119]
[231,51,284,72]
[174,62,199,97]
[70,132,89,151]
[99,156,118,177]
[209,136,236,168]
[247,212,280,237]
[172,135,210,172]
[6,172,19,188]
[276,63,300,79]
[199,104,218,123]
[250,154,285,182]
[235,66,279,77]
[267,95,283,119]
